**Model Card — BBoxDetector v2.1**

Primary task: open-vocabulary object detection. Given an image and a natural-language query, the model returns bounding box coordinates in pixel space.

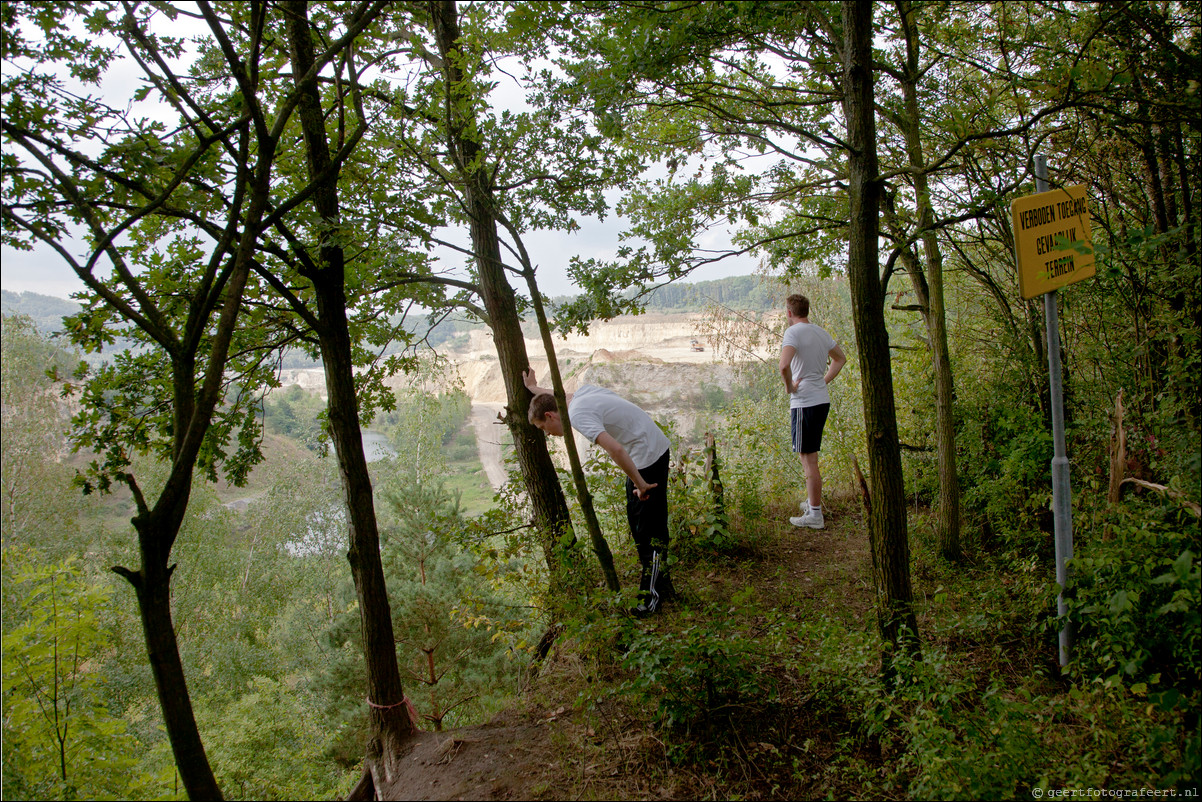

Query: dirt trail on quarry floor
[379,497,874,801]
[469,402,508,490]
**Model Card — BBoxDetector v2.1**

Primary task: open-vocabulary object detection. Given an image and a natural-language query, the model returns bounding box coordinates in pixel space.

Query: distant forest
[3,274,772,349]
[542,273,778,314]
[0,290,79,336]
[621,273,779,312]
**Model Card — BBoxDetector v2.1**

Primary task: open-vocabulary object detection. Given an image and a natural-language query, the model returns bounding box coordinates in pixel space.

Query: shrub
[1062,502,1201,689]
[899,677,1197,799]
[959,401,1054,554]
[668,443,737,559]
[607,592,779,748]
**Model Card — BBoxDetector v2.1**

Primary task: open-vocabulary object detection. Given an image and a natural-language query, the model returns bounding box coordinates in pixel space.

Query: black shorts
[790,403,830,454]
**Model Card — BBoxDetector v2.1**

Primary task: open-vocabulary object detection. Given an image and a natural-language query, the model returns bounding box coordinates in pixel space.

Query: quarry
[277,312,779,489]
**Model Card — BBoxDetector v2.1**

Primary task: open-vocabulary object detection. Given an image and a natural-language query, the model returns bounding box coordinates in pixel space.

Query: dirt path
[470,402,507,490]
[748,496,875,627]
[378,495,875,801]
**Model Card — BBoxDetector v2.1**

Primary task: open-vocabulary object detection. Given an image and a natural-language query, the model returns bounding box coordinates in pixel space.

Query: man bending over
[524,369,674,615]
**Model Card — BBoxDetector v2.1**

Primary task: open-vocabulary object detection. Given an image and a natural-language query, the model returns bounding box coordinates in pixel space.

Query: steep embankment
[376,495,874,801]
[452,312,747,403]
[277,312,767,404]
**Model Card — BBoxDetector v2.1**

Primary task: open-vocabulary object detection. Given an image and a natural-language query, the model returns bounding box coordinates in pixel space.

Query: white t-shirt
[782,322,837,409]
[568,385,670,470]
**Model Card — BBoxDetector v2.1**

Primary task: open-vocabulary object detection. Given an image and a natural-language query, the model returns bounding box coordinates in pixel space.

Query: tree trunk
[109,156,264,800]
[428,0,574,572]
[117,522,223,801]
[842,0,919,657]
[480,251,574,569]
[284,3,415,779]
[1107,389,1126,507]
[317,287,415,762]
[896,0,962,562]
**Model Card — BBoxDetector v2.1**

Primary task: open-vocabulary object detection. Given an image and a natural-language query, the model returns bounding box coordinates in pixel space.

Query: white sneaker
[790,510,825,529]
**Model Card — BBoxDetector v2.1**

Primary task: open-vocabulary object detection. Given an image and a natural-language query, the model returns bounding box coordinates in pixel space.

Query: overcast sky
[0,216,758,302]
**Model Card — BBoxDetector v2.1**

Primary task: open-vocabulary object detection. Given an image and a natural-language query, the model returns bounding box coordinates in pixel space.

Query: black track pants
[625,448,671,569]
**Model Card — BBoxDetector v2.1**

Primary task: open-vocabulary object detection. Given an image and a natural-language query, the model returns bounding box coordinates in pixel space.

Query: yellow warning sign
[1011,185,1095,299]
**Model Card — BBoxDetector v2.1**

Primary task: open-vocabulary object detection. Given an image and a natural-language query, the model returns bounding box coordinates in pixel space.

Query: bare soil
[378,708,561,800]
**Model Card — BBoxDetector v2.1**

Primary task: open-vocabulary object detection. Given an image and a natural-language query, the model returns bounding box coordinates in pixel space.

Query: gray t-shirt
[568,385,670,470]
[782,321,837,409]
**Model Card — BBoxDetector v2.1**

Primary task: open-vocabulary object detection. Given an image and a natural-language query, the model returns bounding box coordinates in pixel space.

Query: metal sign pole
[1035,155,1074,667]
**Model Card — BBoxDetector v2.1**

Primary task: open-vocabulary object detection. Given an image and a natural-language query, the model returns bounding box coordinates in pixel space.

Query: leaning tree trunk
[109,164,267,799]
[284,6,414,791]
[842,0,919,658]
[476,244,574,570]
[896,0,962,562]
[522,263,622,591]
[112,256,259,800]
[428,0,574,573]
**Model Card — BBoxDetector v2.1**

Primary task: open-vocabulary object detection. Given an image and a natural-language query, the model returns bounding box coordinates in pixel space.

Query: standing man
[523,369,674,615]
[780,294,847,529]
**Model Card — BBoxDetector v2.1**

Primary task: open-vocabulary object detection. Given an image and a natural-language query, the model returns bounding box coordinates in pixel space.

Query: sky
[0,8,763,303]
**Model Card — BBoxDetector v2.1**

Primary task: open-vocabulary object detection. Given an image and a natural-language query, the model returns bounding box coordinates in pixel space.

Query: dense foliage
[0,320,533,799]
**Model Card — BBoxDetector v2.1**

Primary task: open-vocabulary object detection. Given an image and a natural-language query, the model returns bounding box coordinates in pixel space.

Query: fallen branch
[1120,478,1201,517]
